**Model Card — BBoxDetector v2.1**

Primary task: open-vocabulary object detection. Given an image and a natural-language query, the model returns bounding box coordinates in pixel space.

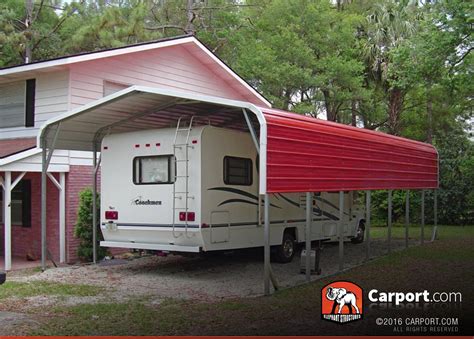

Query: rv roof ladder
[172,116,195,239]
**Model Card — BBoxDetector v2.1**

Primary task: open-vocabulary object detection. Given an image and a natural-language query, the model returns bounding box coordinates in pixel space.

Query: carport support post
[264,194,270,296]
[421,190,425,245]
[365,190,371,260]
[405,191,410,249]
[305,192,312,281]
[388,190,392,253]
[431,190,438,242]
[41,139,47,271]
[338,191,344,271]
[92,143,98,265]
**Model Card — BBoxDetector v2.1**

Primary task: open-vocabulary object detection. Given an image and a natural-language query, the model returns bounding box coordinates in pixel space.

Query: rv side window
[223,156,252,186]
[133,155,175,185]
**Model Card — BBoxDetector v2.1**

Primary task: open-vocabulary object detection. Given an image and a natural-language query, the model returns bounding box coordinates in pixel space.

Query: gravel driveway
[11,239,417,304]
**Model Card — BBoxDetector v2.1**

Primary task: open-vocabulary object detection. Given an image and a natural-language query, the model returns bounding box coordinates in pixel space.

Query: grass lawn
[2,225,473,335]
[0,281,103,300]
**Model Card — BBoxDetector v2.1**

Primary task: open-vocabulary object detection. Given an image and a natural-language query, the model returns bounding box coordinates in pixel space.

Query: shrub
[74,188,108,261]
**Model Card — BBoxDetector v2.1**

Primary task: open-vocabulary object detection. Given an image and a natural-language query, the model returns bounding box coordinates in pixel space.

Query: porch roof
[0,138,36,159]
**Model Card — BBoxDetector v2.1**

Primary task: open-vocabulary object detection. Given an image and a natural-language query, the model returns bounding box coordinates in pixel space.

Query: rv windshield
[133,155,175,184]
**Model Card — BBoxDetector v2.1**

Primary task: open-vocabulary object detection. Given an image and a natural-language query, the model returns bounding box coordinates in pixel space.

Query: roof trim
[0,35,192,74]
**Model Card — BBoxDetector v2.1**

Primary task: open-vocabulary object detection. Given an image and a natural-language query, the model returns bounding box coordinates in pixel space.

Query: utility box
[300,249,321,275]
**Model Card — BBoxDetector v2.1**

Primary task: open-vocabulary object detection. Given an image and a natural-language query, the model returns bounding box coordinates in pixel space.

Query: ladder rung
[173,207,189,210]
[175,175,189,178]
[174,143,192,147]
[176,128,191,131]
[175,159,189,162]
[174,192,188,194]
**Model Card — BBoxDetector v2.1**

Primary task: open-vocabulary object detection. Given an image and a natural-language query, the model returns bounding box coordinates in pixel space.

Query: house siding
[0,71,69,140]
[69,45,247,109]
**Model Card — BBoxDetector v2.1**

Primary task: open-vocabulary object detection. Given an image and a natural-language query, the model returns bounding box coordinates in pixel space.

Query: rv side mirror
[0,271,6,285]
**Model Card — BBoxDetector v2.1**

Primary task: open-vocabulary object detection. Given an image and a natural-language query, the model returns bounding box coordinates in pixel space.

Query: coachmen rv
[100,120,365,263]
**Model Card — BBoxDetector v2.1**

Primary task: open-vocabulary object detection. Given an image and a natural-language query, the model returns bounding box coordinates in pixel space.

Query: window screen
[0,80,26,128]
[224,156,253,186]
[133,155,175,185]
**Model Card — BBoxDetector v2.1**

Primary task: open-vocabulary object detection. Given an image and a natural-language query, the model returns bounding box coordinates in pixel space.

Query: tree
[231,0,365,121]
[0,0,77,66]
[361,0,421,135]
[74,188,107,261]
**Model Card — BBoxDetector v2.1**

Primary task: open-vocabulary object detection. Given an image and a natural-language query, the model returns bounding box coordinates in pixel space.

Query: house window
[0,79,35,128]
[0,180,32,227]
[133,155,176,185]
[224,156,253,186]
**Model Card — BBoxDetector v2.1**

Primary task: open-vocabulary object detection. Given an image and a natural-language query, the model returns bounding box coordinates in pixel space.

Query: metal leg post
[431,190,438,242]
[405,191,409,248]
[388,190,392,253]
[305,192,312,281]
[338,191,344,271]
[264,194,270,295]
[421,190,425,245]
[365,190,371,260]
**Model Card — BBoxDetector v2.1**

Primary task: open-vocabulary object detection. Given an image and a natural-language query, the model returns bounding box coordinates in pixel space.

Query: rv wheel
[274,232,296,263]
[351,220,365,244]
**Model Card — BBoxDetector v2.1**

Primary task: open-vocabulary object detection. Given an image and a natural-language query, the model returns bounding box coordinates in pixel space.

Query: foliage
[74,187,107,261]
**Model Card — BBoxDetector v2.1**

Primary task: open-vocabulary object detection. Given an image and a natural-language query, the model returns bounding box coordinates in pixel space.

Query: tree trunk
[24,0,34,63]
[426,82,433,144]
[185,0,195,35]
[351,100,357,126]
[387,87,404,135]
[323,90,337,122]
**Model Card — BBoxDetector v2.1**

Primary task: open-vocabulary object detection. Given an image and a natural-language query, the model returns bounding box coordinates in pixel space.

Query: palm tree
[363,0,419,135]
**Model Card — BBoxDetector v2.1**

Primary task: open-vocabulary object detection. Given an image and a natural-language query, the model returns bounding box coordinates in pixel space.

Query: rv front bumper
[100,241,201,253]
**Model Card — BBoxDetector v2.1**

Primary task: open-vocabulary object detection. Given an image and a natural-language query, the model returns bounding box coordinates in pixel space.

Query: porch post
[365,190,371,260]
[387,190,392,253]
[59,172,66,263]
[92,144,98,264]
[305,192,312,281]
[4,171,11,271]
[338,191,344,271]
[264,193,270,295]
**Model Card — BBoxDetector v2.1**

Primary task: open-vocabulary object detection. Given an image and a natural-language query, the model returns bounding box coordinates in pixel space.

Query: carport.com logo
[321,281,363,324]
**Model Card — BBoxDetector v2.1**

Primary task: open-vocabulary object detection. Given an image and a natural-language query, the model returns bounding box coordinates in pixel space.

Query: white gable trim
[0,36,195,77]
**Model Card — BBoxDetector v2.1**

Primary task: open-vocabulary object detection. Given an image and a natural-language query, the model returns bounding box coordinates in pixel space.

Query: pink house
[0,35,270,270]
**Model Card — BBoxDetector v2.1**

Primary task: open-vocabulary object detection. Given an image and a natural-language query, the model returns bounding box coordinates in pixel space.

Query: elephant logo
[321,281,363,324]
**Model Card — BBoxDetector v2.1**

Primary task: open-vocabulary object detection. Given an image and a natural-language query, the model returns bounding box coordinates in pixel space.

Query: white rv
[100,123,365,262]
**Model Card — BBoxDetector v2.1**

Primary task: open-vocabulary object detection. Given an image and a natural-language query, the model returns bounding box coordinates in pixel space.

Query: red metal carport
[39,87,439,295]
[262,107,438,192]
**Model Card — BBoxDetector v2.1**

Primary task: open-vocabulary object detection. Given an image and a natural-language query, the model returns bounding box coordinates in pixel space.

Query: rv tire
[351,220,365,244]
[274,232,296,263]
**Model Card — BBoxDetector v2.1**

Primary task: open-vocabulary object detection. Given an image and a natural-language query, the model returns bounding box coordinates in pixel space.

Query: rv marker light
[105,211,118,220]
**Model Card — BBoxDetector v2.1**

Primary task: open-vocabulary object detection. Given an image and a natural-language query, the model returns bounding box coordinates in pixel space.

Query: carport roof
[38,86,261,152]
[40,86,438,193]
